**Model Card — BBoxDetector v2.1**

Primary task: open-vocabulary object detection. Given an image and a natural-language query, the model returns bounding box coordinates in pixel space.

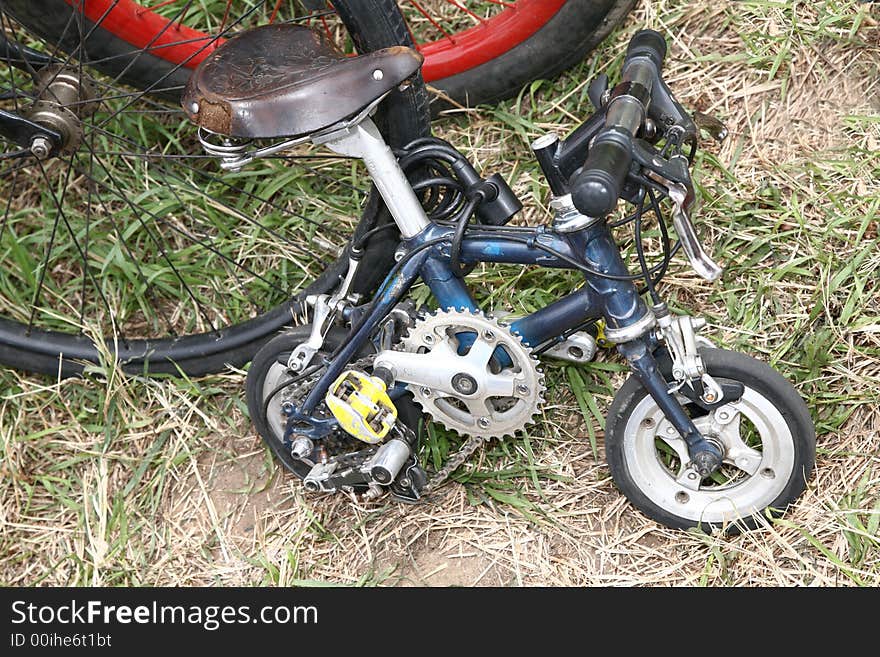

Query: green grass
[1,0,879,586]
[0,0,362,337]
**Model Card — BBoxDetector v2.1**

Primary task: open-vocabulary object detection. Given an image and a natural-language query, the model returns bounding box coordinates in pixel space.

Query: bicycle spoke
[174,0,196,29]
[62,84,187,109]
[407,0,456,42]
[94,0,273,132]
[0,0,405,356]
[0,156,32,177]
[26,198,62,334]
[84,123,350,247]
[83,146,220,334]
[29,158,83,334]
[0,149,27,160]
[102,0,200,92]
[56,13,338,73]
[88,184,180,338]
[267,0,283,25]
[34,0,122,103]
[159,180,281,316]
[0,11,23,112]
[0,165,18,245]
[442,0,485,24]
[80,138,292,296]
[79,11,96,330]
[38,1,82,65]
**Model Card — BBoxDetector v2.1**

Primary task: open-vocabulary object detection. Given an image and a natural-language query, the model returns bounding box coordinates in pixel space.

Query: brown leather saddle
[182,24,423,139]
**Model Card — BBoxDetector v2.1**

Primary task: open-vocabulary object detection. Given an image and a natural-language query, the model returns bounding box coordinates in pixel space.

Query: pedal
[595,319,613,348]
[325,370,397,444]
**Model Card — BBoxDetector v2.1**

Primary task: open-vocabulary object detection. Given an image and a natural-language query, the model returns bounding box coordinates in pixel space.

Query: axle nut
[30,135,52,160]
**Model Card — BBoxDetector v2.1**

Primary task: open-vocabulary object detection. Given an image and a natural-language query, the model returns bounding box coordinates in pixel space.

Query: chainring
[400,308,545,439]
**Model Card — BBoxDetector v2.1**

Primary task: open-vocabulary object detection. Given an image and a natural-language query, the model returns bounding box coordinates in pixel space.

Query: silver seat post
[316,117,430,239]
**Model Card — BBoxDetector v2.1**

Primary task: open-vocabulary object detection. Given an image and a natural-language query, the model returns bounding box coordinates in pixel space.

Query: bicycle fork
[566,222,724,476]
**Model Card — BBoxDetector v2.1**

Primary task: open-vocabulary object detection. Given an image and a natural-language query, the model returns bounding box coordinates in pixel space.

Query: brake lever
[630,140,723,282]
[664,180,723,282]
[631,139,690,185]
[587,73,609,112]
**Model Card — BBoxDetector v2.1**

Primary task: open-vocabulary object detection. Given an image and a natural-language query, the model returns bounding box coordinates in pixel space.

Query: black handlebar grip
[625,29,667,68]
[570,132,631,217]
[569,30,668,218]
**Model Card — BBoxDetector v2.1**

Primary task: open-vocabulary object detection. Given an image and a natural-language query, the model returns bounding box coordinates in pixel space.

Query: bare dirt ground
[1,0,878,586]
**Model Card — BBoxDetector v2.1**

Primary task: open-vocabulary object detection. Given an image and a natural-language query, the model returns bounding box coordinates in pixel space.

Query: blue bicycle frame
[294,215,719,461]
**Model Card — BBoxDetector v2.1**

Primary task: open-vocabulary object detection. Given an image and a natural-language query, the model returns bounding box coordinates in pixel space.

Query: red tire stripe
[69,0,566,81]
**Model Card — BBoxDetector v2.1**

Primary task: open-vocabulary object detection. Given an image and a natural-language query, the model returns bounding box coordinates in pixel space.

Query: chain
[423,434,487,493]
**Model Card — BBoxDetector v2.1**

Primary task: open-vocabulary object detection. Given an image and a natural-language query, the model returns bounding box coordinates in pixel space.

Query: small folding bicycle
[183,25,816,532]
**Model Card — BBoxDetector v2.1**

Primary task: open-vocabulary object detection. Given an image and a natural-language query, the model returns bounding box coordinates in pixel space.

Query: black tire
[605,348,815,533]
[431,0,637,109]
[0,0,428,377]
[246,326,423,480]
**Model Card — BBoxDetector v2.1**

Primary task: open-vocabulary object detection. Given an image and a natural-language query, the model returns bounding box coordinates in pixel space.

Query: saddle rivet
[189,101,199,114]
[372,69,384,81]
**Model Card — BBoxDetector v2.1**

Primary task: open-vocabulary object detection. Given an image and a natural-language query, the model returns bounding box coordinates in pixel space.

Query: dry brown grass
[1,0,878,587]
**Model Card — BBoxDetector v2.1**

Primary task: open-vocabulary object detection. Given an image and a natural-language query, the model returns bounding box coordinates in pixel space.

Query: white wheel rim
[263,361,291,441]
[622,384,795,524]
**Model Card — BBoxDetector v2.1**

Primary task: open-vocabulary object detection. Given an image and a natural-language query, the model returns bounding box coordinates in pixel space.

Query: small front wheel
[605,348,815,533]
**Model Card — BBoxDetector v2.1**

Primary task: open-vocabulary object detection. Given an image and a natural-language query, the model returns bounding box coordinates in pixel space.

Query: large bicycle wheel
[18,1,635,108]
[402,0,637,107]
[0,0,428,376]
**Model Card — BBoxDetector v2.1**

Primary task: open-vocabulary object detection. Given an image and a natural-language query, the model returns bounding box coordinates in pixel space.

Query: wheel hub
[27,65,98,156]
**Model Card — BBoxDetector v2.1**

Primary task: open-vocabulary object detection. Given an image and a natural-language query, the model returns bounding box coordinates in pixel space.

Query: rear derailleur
[280,321,428,502]
[297,422,428,503]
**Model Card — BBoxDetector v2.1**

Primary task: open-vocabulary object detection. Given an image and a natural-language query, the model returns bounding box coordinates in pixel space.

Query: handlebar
[554,29,723,282]
[570,30,689,218]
